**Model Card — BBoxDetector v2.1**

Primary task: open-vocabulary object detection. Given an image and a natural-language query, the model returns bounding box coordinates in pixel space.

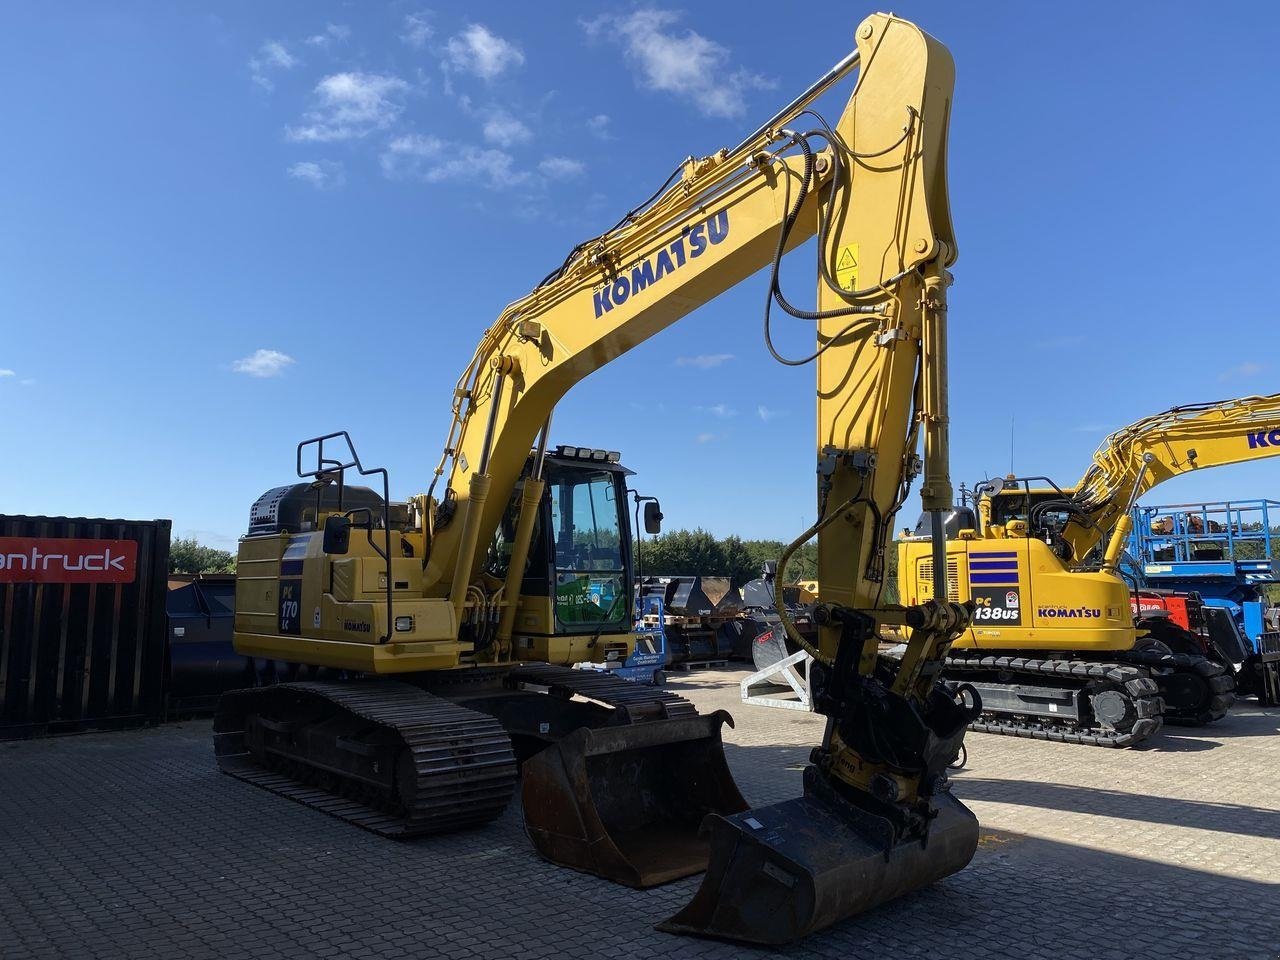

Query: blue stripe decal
[281,560,304,576]
[970,573,1020,585]
[970,560,1018,571]
[972,551,1018,559]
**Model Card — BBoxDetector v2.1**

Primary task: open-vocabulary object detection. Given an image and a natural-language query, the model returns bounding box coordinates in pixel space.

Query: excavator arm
[1057,393,1280,567]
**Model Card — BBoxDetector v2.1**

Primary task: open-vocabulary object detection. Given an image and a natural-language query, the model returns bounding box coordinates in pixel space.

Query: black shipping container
[0,515,171,739]
[165,573,248,714]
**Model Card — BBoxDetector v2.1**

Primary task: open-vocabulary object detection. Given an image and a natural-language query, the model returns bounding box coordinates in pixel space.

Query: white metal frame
[740,648,814,711]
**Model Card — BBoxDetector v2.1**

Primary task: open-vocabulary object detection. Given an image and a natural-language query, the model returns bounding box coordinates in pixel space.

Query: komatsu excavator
[217,13,977,944]
[900,393,1280,747]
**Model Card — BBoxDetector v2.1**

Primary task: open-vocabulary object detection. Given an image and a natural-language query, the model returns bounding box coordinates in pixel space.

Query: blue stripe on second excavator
[969,552,1020,586]
[971,573,1020,585]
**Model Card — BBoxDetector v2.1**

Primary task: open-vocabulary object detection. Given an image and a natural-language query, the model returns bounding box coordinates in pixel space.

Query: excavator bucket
[659,768,979,945]
[520,711,748,888]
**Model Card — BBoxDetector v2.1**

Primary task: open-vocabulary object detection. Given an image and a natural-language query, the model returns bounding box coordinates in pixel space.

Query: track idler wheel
[658,767,978,945]
[1145,657,1235,726]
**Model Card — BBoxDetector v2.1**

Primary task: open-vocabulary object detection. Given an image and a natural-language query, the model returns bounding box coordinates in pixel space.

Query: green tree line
[634,528,818,585]
[169,537,236,574]
[635,528,900,600]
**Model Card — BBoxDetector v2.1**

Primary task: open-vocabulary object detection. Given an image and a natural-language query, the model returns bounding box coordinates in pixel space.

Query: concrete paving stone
[1,669,1278,960]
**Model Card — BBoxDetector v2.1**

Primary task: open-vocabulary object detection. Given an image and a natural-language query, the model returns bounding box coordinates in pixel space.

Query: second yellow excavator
[900,393,1280,746]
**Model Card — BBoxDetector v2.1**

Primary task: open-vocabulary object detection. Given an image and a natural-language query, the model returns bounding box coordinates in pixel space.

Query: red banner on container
[0,537,139,583]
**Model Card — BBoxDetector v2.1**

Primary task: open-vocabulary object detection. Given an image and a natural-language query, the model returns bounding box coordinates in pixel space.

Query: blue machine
[574,593,667,685]
[1131,499,1279,646]
[1130,499,1280,704]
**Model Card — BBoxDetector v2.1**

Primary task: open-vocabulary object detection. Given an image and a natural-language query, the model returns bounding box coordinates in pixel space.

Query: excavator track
[945,654,1164,747]
[1117,650,1235,725]
[214,681,518,837]
[505,662,698,722]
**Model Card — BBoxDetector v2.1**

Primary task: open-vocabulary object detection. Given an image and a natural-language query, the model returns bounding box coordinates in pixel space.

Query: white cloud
[757,405,780,422]
[0,369,14,377]
[287,160,345,190]
[305,24,351,49]
[381,134,525,189]
[696,432,717,444]
[401,12,434,49]
[287,72,409,142]
[232,349,295,378]
[481,109,532,147]
[1220,361,1263,382]
[444,24,524,80]
[538,156,585,179]
[582,9,773,118]
[249,40,298,91]
[675,353,734,369]
[586,114,613,140]
[696,402,737,418]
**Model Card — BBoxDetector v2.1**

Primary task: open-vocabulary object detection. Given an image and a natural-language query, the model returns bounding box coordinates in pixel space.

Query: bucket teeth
[520,711,747,888]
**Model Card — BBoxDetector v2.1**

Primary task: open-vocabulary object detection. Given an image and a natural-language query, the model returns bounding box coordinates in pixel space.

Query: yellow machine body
[898,392,1280,654]
[899,533,1133,652]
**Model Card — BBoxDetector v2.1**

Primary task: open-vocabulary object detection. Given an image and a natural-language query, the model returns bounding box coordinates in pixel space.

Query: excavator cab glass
[549,467,629,630]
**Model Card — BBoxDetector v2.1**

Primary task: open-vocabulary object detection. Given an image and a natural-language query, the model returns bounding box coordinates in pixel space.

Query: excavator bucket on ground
[520,711,748,888]
[659,768,979,945]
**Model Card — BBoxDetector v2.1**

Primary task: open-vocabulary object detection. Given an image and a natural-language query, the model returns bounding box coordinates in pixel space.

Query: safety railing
[296,431,394,643]
[1131,499,1280,576]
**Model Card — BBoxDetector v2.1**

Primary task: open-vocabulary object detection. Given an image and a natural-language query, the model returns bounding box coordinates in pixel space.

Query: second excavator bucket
[659,767,978,945]
[520,711,748,888]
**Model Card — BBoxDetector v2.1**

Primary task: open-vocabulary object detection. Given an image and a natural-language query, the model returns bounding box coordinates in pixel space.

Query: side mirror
[323,515,351,555]
[643,501,663,535]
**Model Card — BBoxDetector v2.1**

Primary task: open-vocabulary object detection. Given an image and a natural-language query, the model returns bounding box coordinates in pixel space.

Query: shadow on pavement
[952,776,1280,841]
[697,740,1280,958]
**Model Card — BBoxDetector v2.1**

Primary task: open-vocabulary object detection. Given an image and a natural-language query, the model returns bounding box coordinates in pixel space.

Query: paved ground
[2,668,1278,960]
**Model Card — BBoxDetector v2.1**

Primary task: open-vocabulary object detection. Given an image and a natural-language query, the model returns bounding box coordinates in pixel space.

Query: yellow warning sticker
[835,243,859,291]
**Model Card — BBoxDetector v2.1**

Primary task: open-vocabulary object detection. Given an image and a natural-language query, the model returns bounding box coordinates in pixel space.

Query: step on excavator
[899,393,1280,747]
[216,13,977,944]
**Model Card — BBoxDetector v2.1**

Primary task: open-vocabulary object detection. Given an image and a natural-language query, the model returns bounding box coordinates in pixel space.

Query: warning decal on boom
[835,243,859,290]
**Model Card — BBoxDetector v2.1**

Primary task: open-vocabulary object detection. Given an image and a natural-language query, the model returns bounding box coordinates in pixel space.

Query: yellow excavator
[216,13,977,944]
[899,393,1280,747]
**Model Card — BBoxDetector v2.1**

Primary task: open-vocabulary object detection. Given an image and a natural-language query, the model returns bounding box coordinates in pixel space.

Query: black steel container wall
[0,515,171,738]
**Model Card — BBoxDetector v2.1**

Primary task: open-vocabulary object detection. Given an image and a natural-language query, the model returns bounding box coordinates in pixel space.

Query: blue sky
[2,2,1278,548]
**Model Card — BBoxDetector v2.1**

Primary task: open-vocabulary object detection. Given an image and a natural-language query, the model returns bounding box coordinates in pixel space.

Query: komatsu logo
[592,210,730,318]
[343,620,372,634]
[1037,606,1101,619]
[1246,429,1280,449]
